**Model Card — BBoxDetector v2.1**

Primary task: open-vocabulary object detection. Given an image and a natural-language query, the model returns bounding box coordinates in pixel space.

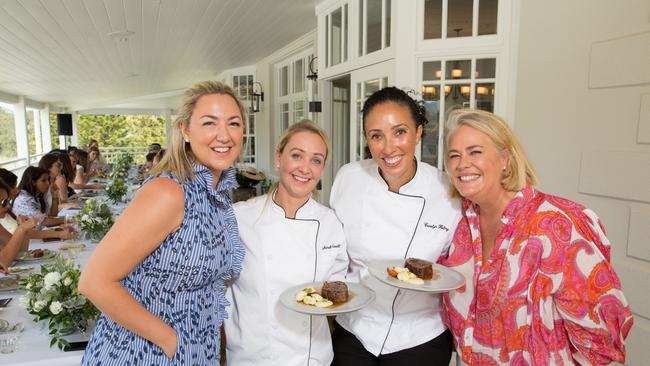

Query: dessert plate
[0,277,20,292]
[368,259,465,293]
[279,281,375,316]
[15,249,55,262]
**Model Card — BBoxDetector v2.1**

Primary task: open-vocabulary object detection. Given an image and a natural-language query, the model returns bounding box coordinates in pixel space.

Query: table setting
[0,154,138,365]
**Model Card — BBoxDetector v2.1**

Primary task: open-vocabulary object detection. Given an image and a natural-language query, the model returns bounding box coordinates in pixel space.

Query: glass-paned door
[350,60,394,162]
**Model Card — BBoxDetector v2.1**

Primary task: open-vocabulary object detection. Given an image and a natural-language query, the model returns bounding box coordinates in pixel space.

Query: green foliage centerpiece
[105,153,134,203]
[105,176,127,203]
[19,254,100,349]
[77,198,114,242]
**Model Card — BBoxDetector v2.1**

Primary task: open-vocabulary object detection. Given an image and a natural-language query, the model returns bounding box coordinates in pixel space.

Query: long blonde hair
[150,80,246,181]
[445,109,537,198]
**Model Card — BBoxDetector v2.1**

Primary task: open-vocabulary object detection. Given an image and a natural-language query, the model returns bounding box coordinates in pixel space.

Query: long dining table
[1,197,130,366]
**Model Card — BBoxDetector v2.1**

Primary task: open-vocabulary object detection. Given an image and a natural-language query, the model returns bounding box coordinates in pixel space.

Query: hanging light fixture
[251,82,264,113]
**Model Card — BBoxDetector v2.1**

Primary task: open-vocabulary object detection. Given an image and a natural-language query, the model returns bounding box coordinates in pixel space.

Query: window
[326,5,348,67]
[420,57,496,167]
[233,74,257,164]
[0,102,17,164]
[275,53,313,135]
[359,0,392,56]
[424,0,498,39]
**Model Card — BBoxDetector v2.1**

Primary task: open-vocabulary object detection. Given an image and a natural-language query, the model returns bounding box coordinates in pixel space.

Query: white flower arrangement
[19,254,100,349]
[77,198,114,242]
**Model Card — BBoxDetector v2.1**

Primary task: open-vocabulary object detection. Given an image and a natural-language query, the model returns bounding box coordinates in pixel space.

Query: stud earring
[502,166,506,171]
[184,138,189,143]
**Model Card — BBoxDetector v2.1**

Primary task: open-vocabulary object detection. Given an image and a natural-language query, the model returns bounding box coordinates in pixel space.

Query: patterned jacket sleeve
[552,209,633,365]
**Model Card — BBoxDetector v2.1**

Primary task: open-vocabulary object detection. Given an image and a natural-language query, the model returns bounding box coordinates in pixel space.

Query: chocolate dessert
[32,249,44,258]
[405,258,433,279]
[321,281,348,303]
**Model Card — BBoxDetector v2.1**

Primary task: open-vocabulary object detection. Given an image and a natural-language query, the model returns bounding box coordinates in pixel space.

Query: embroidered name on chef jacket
[322,243,343,250]
[424,222,450,232]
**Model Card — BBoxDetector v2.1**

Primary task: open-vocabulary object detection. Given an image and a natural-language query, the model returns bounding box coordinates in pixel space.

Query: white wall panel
[579,150,650,203]
[589,31,650,88]
[638,94,650,143]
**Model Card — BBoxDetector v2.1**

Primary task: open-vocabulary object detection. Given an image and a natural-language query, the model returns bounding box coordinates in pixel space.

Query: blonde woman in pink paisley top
[440,109,633,365]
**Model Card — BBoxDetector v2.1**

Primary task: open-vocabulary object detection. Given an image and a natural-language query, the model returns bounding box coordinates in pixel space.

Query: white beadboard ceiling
[0,0,317,112]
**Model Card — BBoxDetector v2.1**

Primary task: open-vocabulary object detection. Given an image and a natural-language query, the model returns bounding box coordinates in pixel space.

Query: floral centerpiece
[77,198,114,241]
[110,153,134,179]
[105,175,127,203]
[19,254,100,349]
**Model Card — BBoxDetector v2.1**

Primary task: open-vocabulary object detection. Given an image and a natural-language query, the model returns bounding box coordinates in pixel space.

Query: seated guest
[39,153,69,203]
[89,146,109,173]
[139,152,157,177]
[152,149,166,167]
[68,150,102,190]
[0,169,19,233]
[0,178,40,273]
[0,169,72,241]
[148,143,162,154]
[441,109,633,365]
[55,152,79,203]
[70,149,102,188]
[13,167,63,226]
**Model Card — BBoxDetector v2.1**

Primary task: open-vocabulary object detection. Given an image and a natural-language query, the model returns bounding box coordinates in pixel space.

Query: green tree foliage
[0,105,17,161]
[75,114,166,149]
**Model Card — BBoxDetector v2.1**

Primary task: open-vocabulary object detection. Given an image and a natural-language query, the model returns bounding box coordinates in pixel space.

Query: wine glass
[63,215,81,260]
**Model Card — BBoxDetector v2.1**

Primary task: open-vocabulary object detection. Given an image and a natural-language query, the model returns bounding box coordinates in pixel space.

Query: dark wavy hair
[18,166,49,213]
[38,153,60,173]
[0,168,18,189]
[361,86,429,136]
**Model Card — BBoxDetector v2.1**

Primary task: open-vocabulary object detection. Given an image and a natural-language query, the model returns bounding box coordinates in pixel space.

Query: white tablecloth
[1,192,132,366]
[1,239,98,366]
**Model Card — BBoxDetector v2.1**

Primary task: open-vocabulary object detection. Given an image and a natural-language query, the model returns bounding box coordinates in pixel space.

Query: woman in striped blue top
[79,80,246,365]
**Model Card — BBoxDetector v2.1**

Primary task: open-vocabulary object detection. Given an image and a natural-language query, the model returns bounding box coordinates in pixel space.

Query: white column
[13,96,29,166]
[71,112,79,146]
[33,109,43,154]
[165,109,172,144]
[40,105,52,152]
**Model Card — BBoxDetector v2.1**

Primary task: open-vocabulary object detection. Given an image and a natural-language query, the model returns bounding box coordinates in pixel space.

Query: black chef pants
[331,321,453,366]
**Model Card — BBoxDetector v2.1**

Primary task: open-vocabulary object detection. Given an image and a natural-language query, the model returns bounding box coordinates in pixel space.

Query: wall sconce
[251,82,264,113]
[306,56,318,81]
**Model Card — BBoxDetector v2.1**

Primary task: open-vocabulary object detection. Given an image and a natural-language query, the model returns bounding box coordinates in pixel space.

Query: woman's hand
[57,228,75,240]
[19,216,40,231]
[161,331,178,359]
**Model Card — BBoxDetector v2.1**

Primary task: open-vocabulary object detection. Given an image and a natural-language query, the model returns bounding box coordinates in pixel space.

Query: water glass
[0,326,22,354]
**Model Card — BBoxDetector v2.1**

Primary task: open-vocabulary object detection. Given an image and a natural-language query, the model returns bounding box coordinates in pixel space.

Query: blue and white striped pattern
[82,163,244,365]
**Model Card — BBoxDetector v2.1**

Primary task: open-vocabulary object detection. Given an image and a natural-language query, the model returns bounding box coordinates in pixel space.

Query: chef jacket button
[302,321,308,327]
[271,324,278,330]
[267,254,273,260]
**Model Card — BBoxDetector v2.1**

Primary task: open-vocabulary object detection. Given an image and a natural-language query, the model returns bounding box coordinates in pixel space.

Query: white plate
[0,277,20,292]
[7,266,34,275]
[279,282,375,316]
[15,249,55,262]
[368,259,465,293]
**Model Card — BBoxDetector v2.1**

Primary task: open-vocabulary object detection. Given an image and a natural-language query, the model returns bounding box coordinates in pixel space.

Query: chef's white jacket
[329,159,461,356]
[225,194,348,366]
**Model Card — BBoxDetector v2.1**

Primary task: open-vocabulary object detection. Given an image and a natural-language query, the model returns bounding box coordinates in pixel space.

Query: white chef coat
[329,159,461,356]
[225,194,349,366]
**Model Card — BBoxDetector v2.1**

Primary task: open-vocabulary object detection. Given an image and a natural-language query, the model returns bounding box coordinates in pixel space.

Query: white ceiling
[0,0,317,112]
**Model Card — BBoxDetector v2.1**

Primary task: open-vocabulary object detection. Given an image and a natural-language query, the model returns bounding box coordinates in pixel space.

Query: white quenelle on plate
[279,281,376,316]
[368,259,465,293]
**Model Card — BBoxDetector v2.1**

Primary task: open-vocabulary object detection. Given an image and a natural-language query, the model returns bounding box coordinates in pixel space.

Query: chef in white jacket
[225,120,349,366]
[329,87,461,365]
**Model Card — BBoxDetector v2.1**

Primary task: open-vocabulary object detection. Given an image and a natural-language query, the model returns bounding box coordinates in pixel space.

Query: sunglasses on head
[0,197,13,208]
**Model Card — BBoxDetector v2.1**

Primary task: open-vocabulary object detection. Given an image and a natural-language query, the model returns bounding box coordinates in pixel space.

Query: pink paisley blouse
[441,186,633,366]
